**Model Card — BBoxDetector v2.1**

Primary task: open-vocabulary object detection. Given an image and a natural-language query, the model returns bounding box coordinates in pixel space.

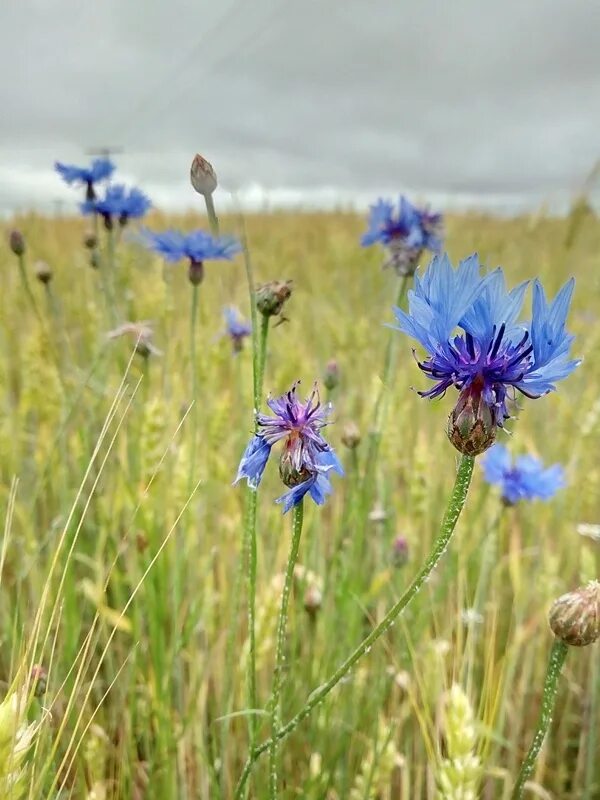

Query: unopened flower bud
[447,382,496,457]
[304,584,323,617]
[341,421,361,449]
[188,259,205,286]
[392,535,409,567]
[190,153,218,196]
[256,280,293,318]
[279,445,311,488]
[83,232,98,250]
[30,664,48,697]
[9,230,25,256]
[90,251,100,269]
[34,260,52,284]
[548,581,600,646]
[323,359,340,391]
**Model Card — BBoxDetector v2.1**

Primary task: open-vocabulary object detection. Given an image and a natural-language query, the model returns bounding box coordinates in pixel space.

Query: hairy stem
[235,454,475,798]
[268,501,304,798]
[510,638,569,799]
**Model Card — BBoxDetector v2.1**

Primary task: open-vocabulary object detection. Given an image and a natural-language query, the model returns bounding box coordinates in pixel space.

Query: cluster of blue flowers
[361,195,442,276]
[55,157,151,229]
[235,383,344,513]
[482,445,565,504]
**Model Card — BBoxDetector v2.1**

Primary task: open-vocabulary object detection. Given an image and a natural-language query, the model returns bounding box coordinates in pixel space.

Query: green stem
[510,638,569,800]
[235,453,475,798]
[268,501,304,798]
[243,317,269,751]
[361,275,409,513]
[204,193,220,236]
[17,253,43,323]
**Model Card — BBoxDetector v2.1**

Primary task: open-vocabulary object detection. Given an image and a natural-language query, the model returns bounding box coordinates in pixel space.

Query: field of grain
[0,206,598,798]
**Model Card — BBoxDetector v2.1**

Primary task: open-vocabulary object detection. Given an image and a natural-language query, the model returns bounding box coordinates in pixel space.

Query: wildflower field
[0,176,599,798]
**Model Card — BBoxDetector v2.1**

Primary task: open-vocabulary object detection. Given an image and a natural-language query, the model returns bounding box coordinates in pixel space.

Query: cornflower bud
[9,230,25,256]
[304,584,323,617]
[323,359,340,391]
[447,379,496,457]
[548,581,600,646]
[341,421,361,449]
[392,535,409,567]
[190,153,218,196]
[83,232,98,250]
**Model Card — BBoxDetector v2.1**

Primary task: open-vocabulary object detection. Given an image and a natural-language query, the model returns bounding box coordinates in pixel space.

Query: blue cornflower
[482,445,565,504]
[142,228,241,285]
[394,253,580,455]
[82,184,151,229]
[223,306,251,353]
[55,157,115,200]
[361,196,443,276]
[234,382,344,513]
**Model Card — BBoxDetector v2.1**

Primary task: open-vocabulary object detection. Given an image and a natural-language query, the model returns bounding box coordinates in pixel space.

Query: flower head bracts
[482,445,565,504]
[394,253,580,428]
[235,382,344,513]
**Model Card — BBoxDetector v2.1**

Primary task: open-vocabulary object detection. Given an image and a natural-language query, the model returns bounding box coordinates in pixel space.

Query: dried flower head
[34,260,52,284]
[255,280,293,318]
[107,321,162,358]
[549,581,600,646]
[190,153,218,196]
[341,421,361,449]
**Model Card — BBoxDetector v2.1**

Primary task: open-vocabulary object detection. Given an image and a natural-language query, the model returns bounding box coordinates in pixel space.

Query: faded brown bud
[90,251,101,269]
[304,584,323,617]
[447,380,496,457]
[341,421,361,449]
[9,229,25,256]
[83,232,98,250]
[34,260,52,284]
[190,153,217,196]
[256,280,293,318]
[30,664,48,697]
[549,581,600,647]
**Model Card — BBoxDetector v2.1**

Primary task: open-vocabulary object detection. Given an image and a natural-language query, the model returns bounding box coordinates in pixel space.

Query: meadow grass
[0,207,598,798]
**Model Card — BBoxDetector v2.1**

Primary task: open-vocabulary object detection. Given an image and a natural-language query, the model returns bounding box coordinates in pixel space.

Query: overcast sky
[2,0,599,214]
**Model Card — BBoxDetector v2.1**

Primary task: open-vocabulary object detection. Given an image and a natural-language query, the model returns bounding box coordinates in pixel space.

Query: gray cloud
[1,0,599,213]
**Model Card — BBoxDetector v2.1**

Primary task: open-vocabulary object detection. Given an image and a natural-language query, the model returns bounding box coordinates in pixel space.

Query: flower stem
[243,317,269,744]
[361,275,409,511]
[268,500,304,798]
[510,638,569,800]
[238,219,271,784]
[234,453,475,798]
[204,193,219,236]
